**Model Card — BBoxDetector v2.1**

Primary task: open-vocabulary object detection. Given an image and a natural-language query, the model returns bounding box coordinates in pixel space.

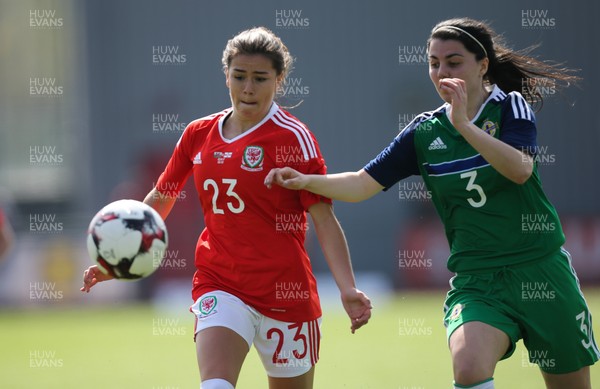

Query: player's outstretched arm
[309,202,372,333]
[143,188,177,220]
[80,265,114,293]
[264,168,383,203]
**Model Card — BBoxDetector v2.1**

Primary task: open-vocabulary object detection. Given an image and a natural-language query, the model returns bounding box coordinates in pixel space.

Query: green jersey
[365,85,565,272]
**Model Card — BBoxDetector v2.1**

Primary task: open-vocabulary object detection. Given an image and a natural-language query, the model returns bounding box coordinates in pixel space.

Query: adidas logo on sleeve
[428,137,447,150]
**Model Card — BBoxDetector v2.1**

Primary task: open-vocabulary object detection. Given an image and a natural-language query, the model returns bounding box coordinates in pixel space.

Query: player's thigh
[541,366,591,389]
[195,326,249,384]
[191,291,259,384]
[268,366,315,389]
[449,321,510,376]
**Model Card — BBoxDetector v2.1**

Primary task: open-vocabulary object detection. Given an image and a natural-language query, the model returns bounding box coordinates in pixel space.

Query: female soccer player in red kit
[81,27,372,389]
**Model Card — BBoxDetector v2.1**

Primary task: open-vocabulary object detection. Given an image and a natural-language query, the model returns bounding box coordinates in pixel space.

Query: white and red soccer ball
[87,199,168,280]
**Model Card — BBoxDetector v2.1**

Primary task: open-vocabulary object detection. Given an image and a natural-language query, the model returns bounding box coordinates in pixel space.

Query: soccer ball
[86,199,168,280]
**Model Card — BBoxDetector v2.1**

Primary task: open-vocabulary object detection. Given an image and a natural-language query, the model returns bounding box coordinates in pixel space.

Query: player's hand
[439,78,470,131]
[340,288,372,334]
[80,265,114,293]
[264,167,307,190]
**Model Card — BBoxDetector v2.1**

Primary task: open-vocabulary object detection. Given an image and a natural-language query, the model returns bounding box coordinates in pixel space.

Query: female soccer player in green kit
[265,17,598,389]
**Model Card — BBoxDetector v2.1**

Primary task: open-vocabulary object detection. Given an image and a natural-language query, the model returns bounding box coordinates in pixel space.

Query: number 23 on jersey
[203,178,245,214]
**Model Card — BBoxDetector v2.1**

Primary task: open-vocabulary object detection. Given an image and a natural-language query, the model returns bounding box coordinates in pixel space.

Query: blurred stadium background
[0,0,598,388]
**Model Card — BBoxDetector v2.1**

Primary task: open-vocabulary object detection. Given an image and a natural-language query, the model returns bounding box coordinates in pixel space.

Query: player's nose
[242,79,254,94]
[437,64,451,79]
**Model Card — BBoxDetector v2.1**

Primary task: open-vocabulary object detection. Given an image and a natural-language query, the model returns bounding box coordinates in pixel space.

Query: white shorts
[191,290,321,378]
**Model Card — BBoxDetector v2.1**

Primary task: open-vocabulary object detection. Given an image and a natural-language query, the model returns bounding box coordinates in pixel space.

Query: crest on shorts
[449,303,464,321]
[199,295,217,315]
[241,145,264,172]
[482,120,497,137]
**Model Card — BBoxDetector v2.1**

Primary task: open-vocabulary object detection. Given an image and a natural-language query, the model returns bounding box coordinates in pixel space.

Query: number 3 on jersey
[203,178,245,214]
[460,170,487,208]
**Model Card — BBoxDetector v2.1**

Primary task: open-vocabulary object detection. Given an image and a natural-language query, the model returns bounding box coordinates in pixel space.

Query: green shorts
[443,248,599,374]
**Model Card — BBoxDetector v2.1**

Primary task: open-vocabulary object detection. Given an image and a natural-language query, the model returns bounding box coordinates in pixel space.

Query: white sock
[200,378,235,389]
[454,377,494,389]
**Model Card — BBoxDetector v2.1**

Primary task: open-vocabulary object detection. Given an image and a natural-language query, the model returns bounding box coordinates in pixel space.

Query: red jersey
[156,103,330,322]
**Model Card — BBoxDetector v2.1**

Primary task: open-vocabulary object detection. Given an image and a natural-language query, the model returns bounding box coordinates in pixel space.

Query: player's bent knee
[452,353,494,386]
[201,378,235,389]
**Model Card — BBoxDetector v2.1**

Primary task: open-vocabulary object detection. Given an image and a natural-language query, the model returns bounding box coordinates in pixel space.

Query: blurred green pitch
[1,289,598,389]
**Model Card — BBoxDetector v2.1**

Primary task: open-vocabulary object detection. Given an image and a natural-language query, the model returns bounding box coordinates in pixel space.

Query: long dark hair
[428,18,580,110]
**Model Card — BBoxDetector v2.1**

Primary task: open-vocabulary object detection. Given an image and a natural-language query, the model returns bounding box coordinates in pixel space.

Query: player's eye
[233,75,245,81]
[429,62,439,69]
[448,62,461,68]
[255,77,267,82]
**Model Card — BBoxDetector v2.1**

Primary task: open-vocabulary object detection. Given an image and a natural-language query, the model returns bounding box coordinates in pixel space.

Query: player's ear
[224,68,230,88]
[276,74,284,91]
[479,57,489,78]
